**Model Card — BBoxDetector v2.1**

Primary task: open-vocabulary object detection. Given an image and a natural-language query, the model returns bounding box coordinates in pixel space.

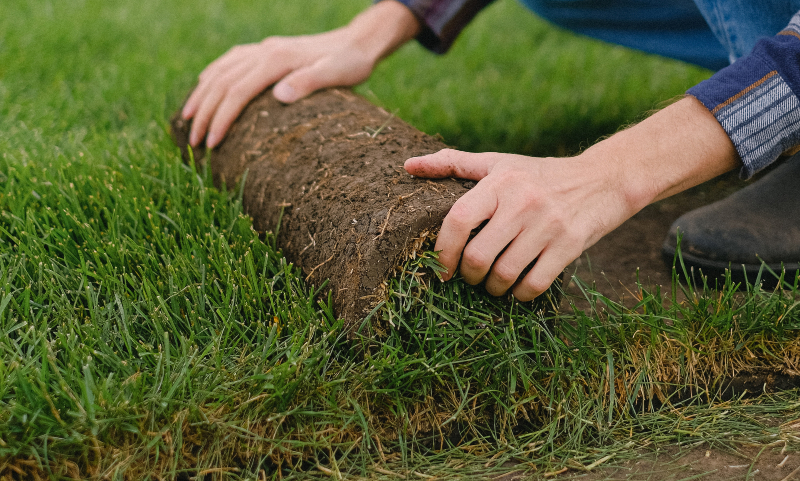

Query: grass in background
[1,0,798,479]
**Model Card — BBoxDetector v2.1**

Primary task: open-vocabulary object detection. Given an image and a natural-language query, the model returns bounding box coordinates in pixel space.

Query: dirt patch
[487,445,798,481]
[557,445,799,481]
[563,170,745,306]
[563,167,800,397]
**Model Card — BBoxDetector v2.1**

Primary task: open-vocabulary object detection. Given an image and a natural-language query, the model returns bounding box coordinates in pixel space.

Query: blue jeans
[518,0,800,71]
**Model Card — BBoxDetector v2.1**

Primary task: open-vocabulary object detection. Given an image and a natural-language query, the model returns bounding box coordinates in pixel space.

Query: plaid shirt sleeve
[688,11,800,179]
[376,0,496,53]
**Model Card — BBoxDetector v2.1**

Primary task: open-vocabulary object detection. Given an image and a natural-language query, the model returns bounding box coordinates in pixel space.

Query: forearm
[584,96,740,213]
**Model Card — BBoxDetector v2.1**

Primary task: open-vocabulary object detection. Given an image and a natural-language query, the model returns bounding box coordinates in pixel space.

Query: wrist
[581,97,739,214]
[345,1,420,64]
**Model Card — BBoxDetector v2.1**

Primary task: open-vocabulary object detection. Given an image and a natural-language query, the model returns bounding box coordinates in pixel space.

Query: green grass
[1,0,799,479]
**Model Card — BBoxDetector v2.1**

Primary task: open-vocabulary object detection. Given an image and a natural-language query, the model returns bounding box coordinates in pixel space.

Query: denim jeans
[517,0,800,71]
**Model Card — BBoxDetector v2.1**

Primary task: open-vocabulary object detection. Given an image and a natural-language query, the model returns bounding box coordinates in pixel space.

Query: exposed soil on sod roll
[171,88,554,330]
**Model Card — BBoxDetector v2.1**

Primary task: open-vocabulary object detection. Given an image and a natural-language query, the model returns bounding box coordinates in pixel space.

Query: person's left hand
[404,148,639,301]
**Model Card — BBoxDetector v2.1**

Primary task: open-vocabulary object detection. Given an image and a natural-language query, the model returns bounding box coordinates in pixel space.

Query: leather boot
[662,153,800,288]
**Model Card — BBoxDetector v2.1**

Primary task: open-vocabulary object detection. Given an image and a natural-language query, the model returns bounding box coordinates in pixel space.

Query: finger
[187,77,230,147]
[182,86,201,120]
[458,212,525,285]
[205,65,292,148]
[199,45,252,81]
[183,47,254,120]
[483,230,545,296]
[434,183,498,281]
[188,60,257,146]
[273,64,323,103]
[512,245,572,301]
[183,73,219,122]
[404,149,500,180]
[273,57,363,103]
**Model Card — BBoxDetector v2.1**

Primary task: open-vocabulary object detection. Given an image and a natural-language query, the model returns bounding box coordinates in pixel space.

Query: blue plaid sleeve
[688,11,800,179]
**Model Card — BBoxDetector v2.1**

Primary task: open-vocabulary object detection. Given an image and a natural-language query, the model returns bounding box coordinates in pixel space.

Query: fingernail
[189,131,199,147]
[207,132,219,149]
[273,83,296,103]
[181,106,191,119]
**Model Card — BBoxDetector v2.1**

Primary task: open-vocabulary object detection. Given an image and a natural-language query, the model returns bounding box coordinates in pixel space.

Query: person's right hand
[181,1,420,149]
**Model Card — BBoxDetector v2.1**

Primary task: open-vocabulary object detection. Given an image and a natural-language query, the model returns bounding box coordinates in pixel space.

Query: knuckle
[517,188,544,209]
[492,262,519,285]
[539,213,567,238]
[526,277,551,297]
[447,200,476,228]
[259,36,281,48]
[560,232,587,259]
[461,244,491,271]
[227,43,249,56]
[485,282,508,297]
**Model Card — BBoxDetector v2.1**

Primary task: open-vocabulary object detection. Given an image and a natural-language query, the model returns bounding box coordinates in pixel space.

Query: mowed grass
[1,0,799,479]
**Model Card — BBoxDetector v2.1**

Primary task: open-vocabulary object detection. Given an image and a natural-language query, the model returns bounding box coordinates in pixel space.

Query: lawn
[1,0,799,479]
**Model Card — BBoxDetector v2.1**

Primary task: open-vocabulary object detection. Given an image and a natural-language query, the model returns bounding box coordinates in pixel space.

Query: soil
[563,445,799,480]
[172,88,474,331]
[562,170,745,307]
[493,445,799,480]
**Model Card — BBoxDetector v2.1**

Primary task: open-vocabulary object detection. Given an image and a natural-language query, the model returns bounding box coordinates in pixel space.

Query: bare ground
[543,169,800,481]
[563,170,745,307]
[488,445,799,481]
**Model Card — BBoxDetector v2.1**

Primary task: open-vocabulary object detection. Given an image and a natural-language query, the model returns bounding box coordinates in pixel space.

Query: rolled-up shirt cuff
[687,12,800,179]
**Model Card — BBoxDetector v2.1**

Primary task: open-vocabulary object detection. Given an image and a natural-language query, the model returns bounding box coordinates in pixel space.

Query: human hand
[181,0,419,149]
[403,98,741,301]
[404,149,641,301]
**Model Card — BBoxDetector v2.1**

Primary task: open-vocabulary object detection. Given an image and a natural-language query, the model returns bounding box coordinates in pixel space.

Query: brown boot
[662,154,800,288]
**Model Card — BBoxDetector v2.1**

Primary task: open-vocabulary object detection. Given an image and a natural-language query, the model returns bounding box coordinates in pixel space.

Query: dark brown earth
[563,170,745,306]
[574,445,798,481]
[492,445,799,481]
[172,88,477,330]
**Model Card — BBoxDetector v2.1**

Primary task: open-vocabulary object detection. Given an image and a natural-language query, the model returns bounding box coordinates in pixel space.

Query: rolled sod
[171,88,490,328]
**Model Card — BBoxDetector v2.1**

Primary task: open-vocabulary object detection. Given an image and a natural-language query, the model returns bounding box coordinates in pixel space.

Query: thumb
[404,149,499,180]
[274,57,356,103]
[272,64,326,103]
